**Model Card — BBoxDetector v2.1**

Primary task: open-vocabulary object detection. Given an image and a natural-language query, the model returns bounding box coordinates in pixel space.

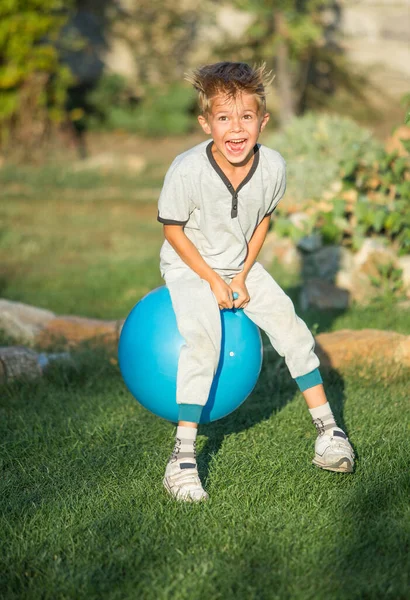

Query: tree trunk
[274,11,296,126]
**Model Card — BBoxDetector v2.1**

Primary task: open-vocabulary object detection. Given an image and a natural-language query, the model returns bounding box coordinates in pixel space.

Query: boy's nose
[230,117,243,131]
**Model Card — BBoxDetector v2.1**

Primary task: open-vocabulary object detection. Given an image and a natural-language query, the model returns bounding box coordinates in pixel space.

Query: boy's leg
[243,262,354,473]
[163,269,222,501]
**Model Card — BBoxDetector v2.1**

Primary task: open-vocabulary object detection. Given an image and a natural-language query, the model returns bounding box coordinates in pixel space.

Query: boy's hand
[210,275,234,310]
[230,275,250,309]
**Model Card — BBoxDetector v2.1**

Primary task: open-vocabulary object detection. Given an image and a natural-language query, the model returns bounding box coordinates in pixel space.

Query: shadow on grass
[198,336,351,487]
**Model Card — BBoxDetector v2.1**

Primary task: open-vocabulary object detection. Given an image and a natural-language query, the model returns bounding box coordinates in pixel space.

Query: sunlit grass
[1,349,409,599]
[1,161,409,599]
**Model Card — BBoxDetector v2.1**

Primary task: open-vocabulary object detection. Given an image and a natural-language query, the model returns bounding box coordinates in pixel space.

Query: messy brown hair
[185,61,274,115]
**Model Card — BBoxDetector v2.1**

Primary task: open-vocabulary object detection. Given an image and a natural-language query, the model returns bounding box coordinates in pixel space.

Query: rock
[37,315,124,347]
[0,300,55,343]
[0,346,41,382]
[316,329,410,373]
[354,238,397,276]
[297,233,322,253]
[0,298,125,348]
[300,279,350,311]
[258,232,301,271]
[350,271,384,305]
[0,346,73,383]
[302,245,352,283]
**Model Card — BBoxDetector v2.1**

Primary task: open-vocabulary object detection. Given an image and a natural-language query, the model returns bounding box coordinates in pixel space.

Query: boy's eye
[218,116,228,121]
[243,114,253,120]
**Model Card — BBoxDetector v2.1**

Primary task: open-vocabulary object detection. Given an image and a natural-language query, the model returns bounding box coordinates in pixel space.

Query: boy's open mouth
[226,138,247,154]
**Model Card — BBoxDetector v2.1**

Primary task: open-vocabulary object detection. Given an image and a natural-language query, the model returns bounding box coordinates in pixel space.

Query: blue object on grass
[118,286,263,423]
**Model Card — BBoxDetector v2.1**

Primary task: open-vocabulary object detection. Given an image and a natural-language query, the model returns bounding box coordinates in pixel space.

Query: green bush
[0,0,73,151]
[333,147,410,254]
[86,75,196,136]
[272,132,410,255]
[268,112,383,205]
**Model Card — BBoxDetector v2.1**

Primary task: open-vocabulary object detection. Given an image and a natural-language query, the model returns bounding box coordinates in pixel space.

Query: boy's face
[198,92,269,168]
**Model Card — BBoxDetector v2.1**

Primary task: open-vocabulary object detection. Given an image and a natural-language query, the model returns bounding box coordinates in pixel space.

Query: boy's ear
[259,112,270,133]
[198,115,211,135]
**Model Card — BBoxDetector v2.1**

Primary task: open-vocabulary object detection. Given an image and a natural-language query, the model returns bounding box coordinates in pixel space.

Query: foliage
[231,0,328,62]
[218,0,370,122]
[401,92,410,125]
[112,0,214,88]
[332,145,410,254]
[272,125,410,256]
[0,0,74,153]
[269,112,383,205]
[367,262,404,297]
[86,75,196,136]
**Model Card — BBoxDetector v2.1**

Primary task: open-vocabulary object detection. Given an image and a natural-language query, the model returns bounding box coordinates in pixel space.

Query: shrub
[86,75,196,136]
[272,132,410,256]
[0,0,73,154]
[268,112,383,205]
[332,147,410,254]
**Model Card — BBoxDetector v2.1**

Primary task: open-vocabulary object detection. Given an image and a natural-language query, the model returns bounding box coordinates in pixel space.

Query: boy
[157,62,354,502]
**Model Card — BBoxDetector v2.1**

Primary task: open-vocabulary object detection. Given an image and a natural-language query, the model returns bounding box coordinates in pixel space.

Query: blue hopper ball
[118,286,263,423]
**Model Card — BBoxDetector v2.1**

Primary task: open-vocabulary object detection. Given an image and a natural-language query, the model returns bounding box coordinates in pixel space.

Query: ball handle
[233,292,239,300]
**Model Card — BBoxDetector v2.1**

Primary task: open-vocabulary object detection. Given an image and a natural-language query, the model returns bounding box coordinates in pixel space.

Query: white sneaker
[312,426,355,473]
[163,459,208,502]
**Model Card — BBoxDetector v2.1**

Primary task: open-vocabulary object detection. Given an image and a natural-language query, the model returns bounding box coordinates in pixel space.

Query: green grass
[0,164,164,318]
[1,160,410,598]
[1,350,409,599]
[1,164,410,331]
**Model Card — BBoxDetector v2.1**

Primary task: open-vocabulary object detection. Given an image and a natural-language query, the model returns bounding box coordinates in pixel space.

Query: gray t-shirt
[158,139,286,278]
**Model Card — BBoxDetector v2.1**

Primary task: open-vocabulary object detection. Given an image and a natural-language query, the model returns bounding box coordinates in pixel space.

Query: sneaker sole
[163,477,208,502]
[312,458,354,473]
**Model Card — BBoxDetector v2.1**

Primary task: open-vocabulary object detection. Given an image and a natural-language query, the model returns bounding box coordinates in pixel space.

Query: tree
[0,0,73,155]
[222,0,332,125]
[110,0,214,91]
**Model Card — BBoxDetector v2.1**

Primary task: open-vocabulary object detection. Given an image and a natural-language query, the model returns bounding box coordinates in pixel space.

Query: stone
[258,232,301,271]
[0,298,125,348]
[349,271,382,305]
[297,233,322,253]
[316,329,410,374]
[0,346,73,383]
[302,245,350,283]
[300,279,350,311]
[0,346,41,382]
[0,299,55,343]
[38,315,124,347]
[354,238,397,274]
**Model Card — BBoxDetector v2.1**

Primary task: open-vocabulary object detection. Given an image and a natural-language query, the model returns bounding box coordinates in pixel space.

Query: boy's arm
[163,225,234,309]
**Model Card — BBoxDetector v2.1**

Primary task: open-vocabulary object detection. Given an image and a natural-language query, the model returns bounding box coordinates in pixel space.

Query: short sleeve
[266,156,286,216]
[157,162,192,225]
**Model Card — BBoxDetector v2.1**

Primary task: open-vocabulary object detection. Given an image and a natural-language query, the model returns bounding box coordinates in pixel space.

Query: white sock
[170,425,198,463]
[309,402,340,435]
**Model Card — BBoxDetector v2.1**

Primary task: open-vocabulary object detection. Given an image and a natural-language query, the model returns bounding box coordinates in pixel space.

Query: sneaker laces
[313,418,325,436]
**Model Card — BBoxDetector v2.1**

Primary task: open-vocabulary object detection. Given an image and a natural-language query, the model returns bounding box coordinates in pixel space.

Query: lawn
[1,153,409,599]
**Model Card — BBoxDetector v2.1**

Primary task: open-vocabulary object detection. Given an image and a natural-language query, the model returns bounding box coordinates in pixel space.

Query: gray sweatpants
[164,262,320,407]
